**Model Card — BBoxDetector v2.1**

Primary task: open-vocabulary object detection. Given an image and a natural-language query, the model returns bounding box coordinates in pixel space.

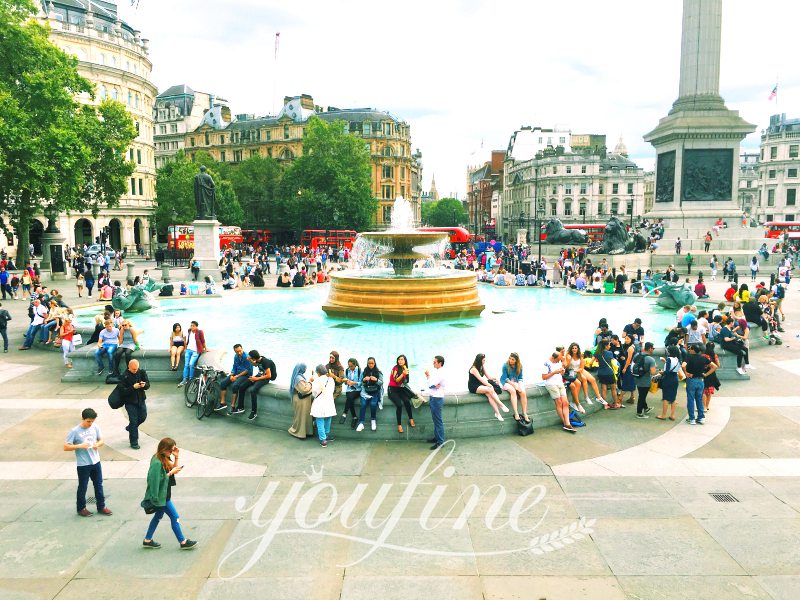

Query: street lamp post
[629,193,634,228]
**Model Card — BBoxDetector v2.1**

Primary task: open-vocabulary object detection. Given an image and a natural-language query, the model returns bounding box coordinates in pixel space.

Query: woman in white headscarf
[310,364,337,447]
[287,363,314,439]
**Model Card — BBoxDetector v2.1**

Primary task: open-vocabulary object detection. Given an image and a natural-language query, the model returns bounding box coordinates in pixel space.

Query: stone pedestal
[161,265,171,283]
[39,231,69,280]
[192,219,220,283]
[643,0,756,229]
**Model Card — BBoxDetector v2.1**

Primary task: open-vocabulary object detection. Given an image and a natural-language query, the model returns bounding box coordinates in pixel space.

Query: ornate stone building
[23,0,157,254]
[755,114,800,223]
[184,94,420,228]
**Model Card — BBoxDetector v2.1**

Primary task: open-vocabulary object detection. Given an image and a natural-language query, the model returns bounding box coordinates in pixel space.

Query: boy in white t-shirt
[64,408,112,517]
[542,349,576,433]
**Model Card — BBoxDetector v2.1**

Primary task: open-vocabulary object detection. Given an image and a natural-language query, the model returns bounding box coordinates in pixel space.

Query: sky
[117,0,800,199]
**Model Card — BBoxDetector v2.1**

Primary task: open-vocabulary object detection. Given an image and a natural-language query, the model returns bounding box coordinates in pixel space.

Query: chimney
[300,94,315,110]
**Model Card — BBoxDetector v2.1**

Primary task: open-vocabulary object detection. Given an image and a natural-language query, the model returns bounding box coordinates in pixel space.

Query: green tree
[0,0,136,267]
[421,198,468,227]
[279,117,375,232]
[226,154,282,228]
[154,151,243,231]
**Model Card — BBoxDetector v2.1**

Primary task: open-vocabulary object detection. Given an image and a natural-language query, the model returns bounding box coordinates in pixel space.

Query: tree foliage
[0,0,136,267]
[421,198,469,227]
[154,151,242,231]
[279,117,376,232]
[225,154,282,228]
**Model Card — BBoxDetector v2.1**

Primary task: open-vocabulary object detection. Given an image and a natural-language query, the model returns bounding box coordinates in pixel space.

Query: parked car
[85,244,118,262]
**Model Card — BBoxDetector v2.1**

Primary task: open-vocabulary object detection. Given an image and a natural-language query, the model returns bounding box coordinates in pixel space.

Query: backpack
[107,384,125,409]
[569,409,586,427]
[630,352,646,377]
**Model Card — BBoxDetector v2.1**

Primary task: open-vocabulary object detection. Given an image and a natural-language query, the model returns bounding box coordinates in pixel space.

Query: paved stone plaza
[0,265,799,600]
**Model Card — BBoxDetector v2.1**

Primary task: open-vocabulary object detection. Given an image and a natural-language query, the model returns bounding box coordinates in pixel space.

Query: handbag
[517,419,534,436]
[649,379,660,394]
[140,498,157,514]
[490,380,503,395]
[107,384,125,410]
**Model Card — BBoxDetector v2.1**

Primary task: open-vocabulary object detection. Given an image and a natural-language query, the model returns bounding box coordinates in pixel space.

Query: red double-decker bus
[764,221,800,239]
[242,229,272,248]
[417,226,472,259]
[539,223,605,243]
[167,225,243,251]
[300,229,357,249]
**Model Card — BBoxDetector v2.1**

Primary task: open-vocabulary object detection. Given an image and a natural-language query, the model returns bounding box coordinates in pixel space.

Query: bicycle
[184,365,223,420]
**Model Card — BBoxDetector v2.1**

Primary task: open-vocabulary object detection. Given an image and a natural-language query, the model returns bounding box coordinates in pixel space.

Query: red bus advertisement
[242,229,272,248]
[764,221,800,239]
[300,229,357,250]
[167,225,243,251]
[417,226,472,259]
[539,223,605,244]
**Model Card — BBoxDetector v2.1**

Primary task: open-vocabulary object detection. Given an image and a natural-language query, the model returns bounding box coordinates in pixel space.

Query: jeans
[125,401,147,445]
[636,386,650,415]
[238,379,268,412]
[39,320,57,342]
[686,377,705,421]
[23,323,42,348]
[316,416,332,442]
[0,328,7,352]
[145,500,185,543]
[429,397,445,445]
[76,462,105,512]
[113,347,134,374]
[182,348,199,381]
[95,344,117,371]
[62,339,74,364]
[358,392,380,423]
[220,376,248,408]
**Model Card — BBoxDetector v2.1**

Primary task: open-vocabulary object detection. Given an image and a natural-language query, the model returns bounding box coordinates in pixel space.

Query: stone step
[655,238,770,252]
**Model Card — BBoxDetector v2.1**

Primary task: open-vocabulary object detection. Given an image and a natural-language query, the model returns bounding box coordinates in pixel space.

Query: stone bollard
[126,262,135,280]
[161,264,171,283]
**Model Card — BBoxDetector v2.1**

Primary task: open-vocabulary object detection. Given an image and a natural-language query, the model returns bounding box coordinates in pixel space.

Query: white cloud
[118,0,799,198]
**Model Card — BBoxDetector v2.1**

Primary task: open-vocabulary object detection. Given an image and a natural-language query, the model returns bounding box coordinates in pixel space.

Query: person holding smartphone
[142,437,197,550]
[120,359,150,450]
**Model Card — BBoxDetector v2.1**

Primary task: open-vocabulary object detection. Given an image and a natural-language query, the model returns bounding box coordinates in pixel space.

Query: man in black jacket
[120,359,150,450]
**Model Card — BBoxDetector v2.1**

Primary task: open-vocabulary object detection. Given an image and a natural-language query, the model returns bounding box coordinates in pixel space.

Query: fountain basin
[322,270,485,322]
[360,230,449,276]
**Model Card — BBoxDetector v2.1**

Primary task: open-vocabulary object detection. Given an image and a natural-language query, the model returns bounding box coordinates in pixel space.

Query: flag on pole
[768,84,778,101]
[274,32,280,60]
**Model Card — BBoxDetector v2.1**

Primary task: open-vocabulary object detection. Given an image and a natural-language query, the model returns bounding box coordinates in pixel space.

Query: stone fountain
[322,197,485,322]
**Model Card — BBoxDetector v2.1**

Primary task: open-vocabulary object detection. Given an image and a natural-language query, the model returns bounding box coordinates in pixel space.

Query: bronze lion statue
[590,216,647,254]
[544,218,588,244]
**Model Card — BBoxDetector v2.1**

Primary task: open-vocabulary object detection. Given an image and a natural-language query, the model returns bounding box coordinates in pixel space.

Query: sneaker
[636,413,649,419]
[96,369,104,376]
[339,414,347,425]
[585,396,594,405]
[356,423,365,432]
[77,508,93,517]
[736,367,747,375]
[142,540,161,549]
[495,413,504,422]
[326,435,335,442]
[500,404,510,413]
[351,417,358,430]
[320,440,328,448]
[430,443,442,450]
[180,539,198,550]
[577,404,587,414]
[377,402,383,410]
[177,380,186,388]
[231,407,245,415]
[214,405,228,412]
[745,364,756,370]
[370,419,377,431]
[645,407,654,414]
[696,418,705,425]
[130,443,140,450]
[248,412,257,421]
[686,418,697,425]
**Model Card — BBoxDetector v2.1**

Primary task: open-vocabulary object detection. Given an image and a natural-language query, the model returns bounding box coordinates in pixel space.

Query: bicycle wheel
[196,384,206,420]
[204,379,221,417]
[184,377,199,407]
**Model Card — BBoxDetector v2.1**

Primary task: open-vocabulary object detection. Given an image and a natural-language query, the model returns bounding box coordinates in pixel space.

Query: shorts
[545,384,566,400]
[598,373,616,386]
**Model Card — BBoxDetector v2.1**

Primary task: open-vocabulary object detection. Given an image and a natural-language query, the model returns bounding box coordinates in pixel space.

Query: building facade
[25,0,157,255]
[501,148,645,243]
[755,114,800,223]
[184,94,419,228]
[153,84,229,170]
[738,152,759,217]
[466,151,505,237]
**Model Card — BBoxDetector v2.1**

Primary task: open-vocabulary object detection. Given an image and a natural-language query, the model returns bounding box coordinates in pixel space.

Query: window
[581,165,587,174]
[598,202,604,214]
[559,137,566,144]
[552,167,557,174]
[384,122,393,136]
[400,185,406,198]
[170,124,177,133]
[766,214,774,222]
[550,202,557,216]
[382,165,394,179]
[564,184,572,194]
[111,88,118,100]
[382,146,394,157]
[580,183,587,195]
[382,185,394,199]
[400,166,406,179]
[250,149,258,158]
[786,214,796,222]
[204,132,209,145]
[159,125,166,135]
[129,148,134,160]
[134,95,139,108]
[130,178,136,195]
[551,186,557,195]
[136,149,141,164]
[769,169,776,179]
[746,179,752,188]
[599,183,604,194]
[566,166,572,174]
[538,137,543,143]
[611,201,619,214]
[127,91,132,105]
[761,148,764,160]
[579,203,587,216]
[138,179,143,196]
[790,145,799,158]
[266,129,272,141]
[233,150,242,162]
[267,148,272,157]
[768,189,775,206]
[220,151,226,162]
[283,125,290,139]
[564,202,572,216]
[190,138,195,147]
[627,202,633,215]
[382,205,392,223]
[363,122,371,135]
[770,146,778,160]
[788,189,797,206]
[627,183,634,194]
[220,135,225,144]
[612,183,619,194]
[789,168,798,178]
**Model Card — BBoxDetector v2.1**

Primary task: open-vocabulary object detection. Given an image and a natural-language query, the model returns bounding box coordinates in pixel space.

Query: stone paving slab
[590,516,745,576]
[687,407,800,459]
[54,577,205,600]
[199,576,342,600]
[340,575,483,600]
[616,575,773,600]
[699,517,800,576]
[480,575,626,600]
[754,575,800,600]
[0,578,68,600]
[753,477,800,512]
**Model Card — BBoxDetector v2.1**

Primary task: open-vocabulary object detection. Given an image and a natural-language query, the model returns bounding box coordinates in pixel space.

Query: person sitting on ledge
[277,271,292,288]
[603,273,615,294]
[694,276,709,299]
[468,353,509,421]
[514,271,526,286]
[292,270,305,288]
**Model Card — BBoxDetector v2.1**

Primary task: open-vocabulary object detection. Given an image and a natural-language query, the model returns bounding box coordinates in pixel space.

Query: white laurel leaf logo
[528,517,595,554]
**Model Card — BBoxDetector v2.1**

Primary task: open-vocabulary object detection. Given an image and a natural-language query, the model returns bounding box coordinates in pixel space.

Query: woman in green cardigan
[142,437,197,549]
